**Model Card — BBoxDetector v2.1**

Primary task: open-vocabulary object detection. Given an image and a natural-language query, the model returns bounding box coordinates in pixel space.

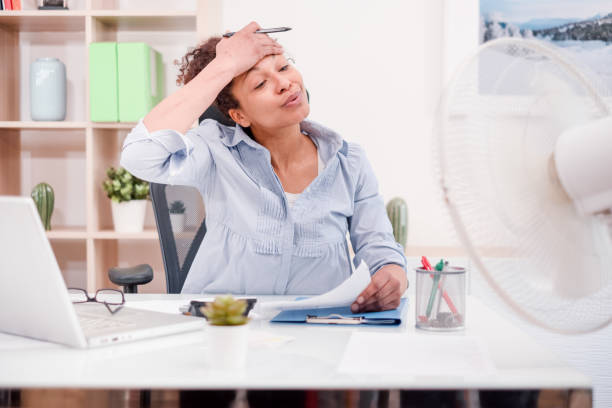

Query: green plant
[201,295,249,326]
[102,167,149,203]
[169,200,185,214]
[31,182,54,231]
[386,197,408,250]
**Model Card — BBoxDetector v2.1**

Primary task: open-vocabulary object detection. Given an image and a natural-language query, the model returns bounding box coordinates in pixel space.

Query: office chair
[109,91,310,293]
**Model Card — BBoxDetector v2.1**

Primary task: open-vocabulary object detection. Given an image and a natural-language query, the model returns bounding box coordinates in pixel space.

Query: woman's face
[228,54,310,130]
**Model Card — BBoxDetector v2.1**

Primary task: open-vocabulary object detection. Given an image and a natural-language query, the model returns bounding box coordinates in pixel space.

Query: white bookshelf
[0,0,222,292]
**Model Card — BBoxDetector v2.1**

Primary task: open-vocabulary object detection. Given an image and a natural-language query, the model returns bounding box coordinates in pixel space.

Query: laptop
[0,196,204,348]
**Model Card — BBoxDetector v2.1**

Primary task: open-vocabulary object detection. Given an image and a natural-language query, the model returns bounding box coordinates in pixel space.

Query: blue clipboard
[271,298,408,325]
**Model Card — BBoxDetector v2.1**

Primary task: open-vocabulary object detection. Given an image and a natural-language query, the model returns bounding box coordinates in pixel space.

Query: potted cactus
[386,197,408,252]
[168,200,186,233]
[31,182,54,231]
[201,295,250,370]
[102,166,150,233]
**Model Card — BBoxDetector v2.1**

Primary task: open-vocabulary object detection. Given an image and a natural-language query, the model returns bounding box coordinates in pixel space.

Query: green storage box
[89,42,119,122]
[117,42,164,122]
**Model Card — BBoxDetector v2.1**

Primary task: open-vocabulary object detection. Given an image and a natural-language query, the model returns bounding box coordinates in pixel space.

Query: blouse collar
[217,119,347,162]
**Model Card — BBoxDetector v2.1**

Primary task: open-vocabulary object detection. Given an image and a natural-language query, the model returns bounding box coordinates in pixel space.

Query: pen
[425,259,444,319]
[435,262,449,315]
[223,27,292,38]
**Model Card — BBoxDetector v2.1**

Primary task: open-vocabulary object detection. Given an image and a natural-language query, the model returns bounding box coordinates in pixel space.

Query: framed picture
[479,0,612,94]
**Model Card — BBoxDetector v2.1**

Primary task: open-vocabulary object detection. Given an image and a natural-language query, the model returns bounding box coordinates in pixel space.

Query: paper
[258,260,371,312]
[337,332,496,376]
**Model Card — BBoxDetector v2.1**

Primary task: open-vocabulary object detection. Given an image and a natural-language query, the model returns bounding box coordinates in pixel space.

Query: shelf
[0,10,195,32]
[0,10,195,16]
[0,121,139,129]
[0,0,209,292]
[46,228,88,240]
[45,229,164,240]
[92,122,137,129]
[90,10,195,16]
[0,121,89,129]
[0,12,86,32]
[174,230,198,240]
[91,12,195,31]
[92,229,159,240]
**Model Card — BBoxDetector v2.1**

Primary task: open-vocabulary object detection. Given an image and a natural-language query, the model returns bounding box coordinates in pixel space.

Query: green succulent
[201,295,249,326]
[169,200,186,214]
[102,167,150,203]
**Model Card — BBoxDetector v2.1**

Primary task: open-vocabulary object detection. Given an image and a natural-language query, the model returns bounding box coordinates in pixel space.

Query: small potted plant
[102,166,150,233]
[168,200,186,233]
[201,295,250,370]
[31,182,55,231]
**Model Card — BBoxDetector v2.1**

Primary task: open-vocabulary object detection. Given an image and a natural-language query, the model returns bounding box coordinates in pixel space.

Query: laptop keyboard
[78,315,136,331]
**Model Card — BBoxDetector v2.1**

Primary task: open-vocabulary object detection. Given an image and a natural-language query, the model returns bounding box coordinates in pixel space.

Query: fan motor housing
[554,116,612,215]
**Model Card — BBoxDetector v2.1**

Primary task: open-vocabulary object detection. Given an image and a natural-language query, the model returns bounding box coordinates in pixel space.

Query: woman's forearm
[143,58,236,134]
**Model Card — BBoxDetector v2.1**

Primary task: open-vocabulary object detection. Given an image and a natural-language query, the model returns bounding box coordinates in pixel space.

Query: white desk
[0,294,590,391]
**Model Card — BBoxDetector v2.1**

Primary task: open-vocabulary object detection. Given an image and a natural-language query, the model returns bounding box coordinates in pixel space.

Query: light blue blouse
[120,118,406,295]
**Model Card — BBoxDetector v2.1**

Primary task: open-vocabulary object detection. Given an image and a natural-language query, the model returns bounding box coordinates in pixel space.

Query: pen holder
[415,266,466,331]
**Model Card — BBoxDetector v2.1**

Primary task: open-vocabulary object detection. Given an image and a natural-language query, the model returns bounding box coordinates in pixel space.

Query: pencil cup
[415,266,466,331]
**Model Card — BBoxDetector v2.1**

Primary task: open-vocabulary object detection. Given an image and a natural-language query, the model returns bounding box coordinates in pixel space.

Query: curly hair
[175,37,239,120]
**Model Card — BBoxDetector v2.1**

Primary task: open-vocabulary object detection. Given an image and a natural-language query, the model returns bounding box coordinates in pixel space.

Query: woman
[120,22,407,313]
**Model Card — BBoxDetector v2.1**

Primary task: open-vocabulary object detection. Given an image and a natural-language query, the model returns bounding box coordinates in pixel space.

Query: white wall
[218,4,612,408]
[219,0,469,249]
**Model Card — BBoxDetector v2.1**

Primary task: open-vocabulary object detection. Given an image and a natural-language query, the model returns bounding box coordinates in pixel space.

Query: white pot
[111,200,147,233]
[169,213,185,233]
[206,324,249,370]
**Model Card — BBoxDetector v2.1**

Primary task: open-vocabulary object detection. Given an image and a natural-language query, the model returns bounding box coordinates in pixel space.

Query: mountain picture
[479,0,612,91]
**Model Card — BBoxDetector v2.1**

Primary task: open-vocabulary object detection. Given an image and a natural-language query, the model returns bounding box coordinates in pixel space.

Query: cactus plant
[102,166,149,203]
[201,295,249,326]
[169,200,185,214]
[386,197,408,250]
[31,182,54,231]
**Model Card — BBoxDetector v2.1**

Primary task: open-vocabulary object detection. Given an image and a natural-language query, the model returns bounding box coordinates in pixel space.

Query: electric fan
[434,37,612,334]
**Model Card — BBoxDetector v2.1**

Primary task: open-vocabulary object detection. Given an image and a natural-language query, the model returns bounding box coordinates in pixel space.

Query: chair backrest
[199,104,235,127]
[150,183,207,293]
[149,105,231,293]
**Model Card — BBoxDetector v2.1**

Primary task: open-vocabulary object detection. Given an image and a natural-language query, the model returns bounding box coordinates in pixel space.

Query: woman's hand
[351,264,408,313]
[215,21,284,78]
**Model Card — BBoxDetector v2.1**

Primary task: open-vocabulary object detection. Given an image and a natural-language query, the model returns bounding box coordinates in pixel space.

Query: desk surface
[0,294,590,390]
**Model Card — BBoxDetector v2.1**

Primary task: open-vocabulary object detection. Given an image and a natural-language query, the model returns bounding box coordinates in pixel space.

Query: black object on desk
[187,298,258,319]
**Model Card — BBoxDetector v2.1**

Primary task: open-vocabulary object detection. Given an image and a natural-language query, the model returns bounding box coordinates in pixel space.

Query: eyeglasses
[68,288,125,315]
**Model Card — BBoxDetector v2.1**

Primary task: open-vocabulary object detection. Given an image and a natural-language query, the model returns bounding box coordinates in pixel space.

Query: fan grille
[435,38,612,333]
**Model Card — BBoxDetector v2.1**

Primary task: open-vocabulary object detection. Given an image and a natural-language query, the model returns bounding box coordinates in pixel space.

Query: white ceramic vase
[169,213,185,233]
[30,57,67,121]
[111,200,147,233]
[206,324,249,370]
